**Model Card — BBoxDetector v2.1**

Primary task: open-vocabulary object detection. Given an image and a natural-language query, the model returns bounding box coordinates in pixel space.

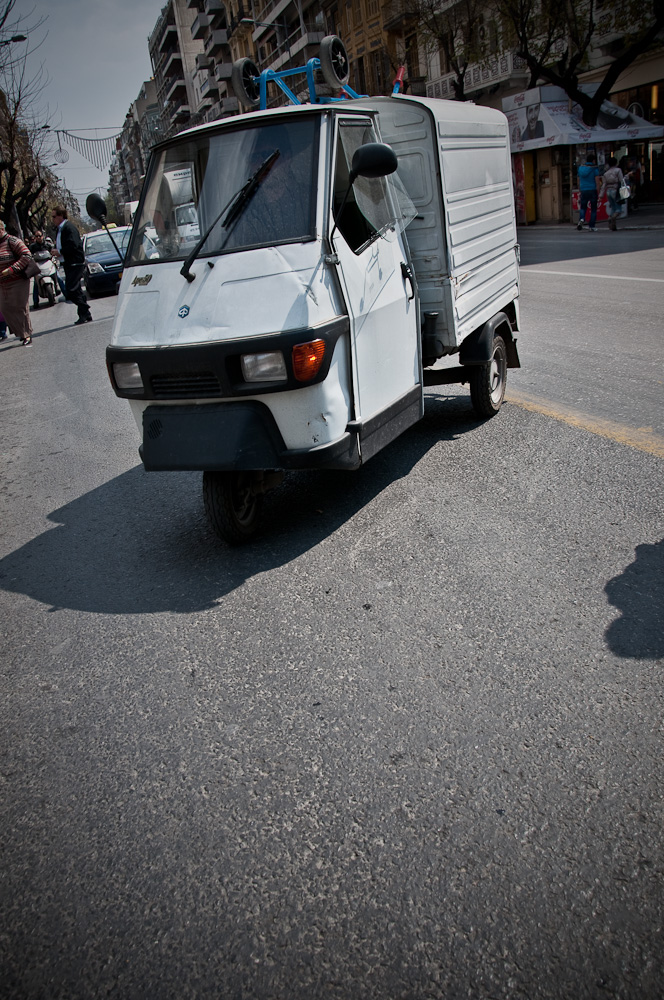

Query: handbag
[7,235,41,278]
[618,178,631,202]
[22,256,41,279]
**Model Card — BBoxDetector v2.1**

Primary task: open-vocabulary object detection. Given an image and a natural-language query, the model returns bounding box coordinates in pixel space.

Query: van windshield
[127,117,319,265]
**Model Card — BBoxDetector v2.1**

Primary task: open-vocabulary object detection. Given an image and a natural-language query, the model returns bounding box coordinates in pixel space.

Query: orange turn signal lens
[292,339,325,381]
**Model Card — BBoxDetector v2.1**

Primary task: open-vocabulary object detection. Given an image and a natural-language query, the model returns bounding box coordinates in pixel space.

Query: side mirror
[85,192,123,262]
[86,193,108,224]
[349,143,398,184]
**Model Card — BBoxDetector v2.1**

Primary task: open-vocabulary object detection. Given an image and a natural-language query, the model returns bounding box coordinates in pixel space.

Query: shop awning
[502,85,664,151]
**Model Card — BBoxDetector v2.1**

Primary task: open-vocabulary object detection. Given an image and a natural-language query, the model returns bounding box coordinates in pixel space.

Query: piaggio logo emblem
[178,305,190,318]
[131,274,152,286]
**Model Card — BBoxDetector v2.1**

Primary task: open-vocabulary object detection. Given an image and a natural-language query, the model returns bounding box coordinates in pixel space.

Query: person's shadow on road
[604,539,664,660]
[0,394,481,615]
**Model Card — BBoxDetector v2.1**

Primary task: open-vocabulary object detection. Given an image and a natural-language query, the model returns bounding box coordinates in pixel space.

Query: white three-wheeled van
[104,82,520,544]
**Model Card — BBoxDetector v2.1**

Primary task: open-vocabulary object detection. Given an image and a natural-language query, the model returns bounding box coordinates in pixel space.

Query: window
[405,34,419,77]
[333,121,394,254]
[371,49,389,94]
[127,117,319,264]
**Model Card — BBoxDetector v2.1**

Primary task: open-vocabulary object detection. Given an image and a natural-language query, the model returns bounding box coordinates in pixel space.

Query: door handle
[400,261,415,301]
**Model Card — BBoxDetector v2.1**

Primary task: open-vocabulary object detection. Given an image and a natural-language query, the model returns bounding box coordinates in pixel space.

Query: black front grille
[150,371,222,398]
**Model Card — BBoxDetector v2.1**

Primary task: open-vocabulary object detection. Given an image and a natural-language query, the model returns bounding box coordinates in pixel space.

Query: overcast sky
[20,0,167,212]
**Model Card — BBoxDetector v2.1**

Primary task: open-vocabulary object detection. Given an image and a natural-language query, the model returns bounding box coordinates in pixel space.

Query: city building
[148,0,206,135]
[108,81,161,220]
[422,2,663,220]
[186,0,238,121]
[225,0,328,106]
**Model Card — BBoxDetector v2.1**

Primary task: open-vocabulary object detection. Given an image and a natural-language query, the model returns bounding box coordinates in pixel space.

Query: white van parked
[102,91,520,543]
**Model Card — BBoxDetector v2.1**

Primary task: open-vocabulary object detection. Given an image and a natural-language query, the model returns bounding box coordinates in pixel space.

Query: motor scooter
[94,37,521,546]
[31,248,58,306]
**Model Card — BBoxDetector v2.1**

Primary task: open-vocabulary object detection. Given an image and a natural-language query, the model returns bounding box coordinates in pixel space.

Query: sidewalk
[520,202,664,231]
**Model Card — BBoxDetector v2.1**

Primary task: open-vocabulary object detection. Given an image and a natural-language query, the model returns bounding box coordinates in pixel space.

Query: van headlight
[87,262,104,273]
[241,351,287,382]
[112,362,144,390]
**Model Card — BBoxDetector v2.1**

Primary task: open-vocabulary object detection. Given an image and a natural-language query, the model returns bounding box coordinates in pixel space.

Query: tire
[231,57,260,109]
[46,285,56,306]
[203,470,263,545]
[469,334,507,418]
[319,35,350,88]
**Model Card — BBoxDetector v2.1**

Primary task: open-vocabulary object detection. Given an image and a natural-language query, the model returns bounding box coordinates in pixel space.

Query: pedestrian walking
[576,153,601,232]
[28,230,53,309]
[601,157,628,231]
[0,219,34,346]
[50,207,92,325]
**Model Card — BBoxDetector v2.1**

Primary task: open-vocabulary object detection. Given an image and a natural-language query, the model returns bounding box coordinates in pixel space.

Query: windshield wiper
[180,149,280,282]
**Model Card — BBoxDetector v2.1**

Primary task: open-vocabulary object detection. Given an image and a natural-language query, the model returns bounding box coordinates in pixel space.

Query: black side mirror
[86,193,108,224]
[85,193,123,262]
[349,143,398,184]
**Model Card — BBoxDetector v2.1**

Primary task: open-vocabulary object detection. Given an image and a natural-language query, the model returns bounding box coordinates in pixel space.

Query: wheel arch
[459,311,520,369]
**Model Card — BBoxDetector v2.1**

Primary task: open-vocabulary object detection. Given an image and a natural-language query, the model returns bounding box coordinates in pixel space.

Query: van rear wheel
[203,470,263,545]
[469,334,507,417]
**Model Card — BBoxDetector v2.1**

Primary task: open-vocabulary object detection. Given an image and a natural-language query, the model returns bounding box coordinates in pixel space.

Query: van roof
[172,93,507,146]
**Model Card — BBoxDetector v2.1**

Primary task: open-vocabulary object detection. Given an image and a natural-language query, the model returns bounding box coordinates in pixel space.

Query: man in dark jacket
[51,207,92,324]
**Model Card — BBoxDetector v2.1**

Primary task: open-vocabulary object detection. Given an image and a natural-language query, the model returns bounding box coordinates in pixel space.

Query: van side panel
[363,95,519,353]
[438,124,519,342]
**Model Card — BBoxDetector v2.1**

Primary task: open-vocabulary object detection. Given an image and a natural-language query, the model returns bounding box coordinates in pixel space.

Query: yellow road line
[506,389,664,459]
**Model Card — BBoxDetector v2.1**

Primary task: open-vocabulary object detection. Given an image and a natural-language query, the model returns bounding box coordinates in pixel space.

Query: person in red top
[0,218,33,345]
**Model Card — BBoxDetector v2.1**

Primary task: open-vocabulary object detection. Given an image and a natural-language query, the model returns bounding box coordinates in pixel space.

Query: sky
[17,0,168,214]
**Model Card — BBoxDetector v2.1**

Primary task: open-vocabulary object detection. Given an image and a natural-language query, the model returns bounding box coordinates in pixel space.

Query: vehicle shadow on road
[604,539,664,660]
[0,393,482,616]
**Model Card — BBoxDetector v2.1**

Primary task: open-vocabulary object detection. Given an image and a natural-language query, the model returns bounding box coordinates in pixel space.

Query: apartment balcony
[267,29,325,73]
[204,0,225,14]
[196,69,220,98]
[254,0,291,26]
[186,0,198,8]
[196,53,212,70]
[227,4,250,39]
[172,101,191,121]
[158,21,177,54]
[426,50,529,101]
[215,60,233,82]
[163,49,183,76]
[221,96,239,114]
[166,75,188,103]
[191,11,211,39]
[382,0,414,32]
[204,28,229,56]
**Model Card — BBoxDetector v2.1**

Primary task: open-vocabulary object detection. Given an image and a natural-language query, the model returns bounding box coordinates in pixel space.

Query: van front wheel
[469,334,507,417]
[203,471,263,545]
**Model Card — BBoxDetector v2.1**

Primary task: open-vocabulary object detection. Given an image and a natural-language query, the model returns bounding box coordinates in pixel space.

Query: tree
[406,0,486,101]
[0,0,79,234]
[494,0,664,125]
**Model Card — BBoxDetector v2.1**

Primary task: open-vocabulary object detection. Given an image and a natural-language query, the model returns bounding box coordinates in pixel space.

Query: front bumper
[140,400,360,472]
[86,271,122,295]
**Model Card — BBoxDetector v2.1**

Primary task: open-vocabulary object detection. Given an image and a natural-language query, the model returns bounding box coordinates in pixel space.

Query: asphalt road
[0,228,662,1000]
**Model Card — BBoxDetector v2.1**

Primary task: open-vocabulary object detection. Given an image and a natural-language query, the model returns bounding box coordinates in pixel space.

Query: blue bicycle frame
[257,57,364,109]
